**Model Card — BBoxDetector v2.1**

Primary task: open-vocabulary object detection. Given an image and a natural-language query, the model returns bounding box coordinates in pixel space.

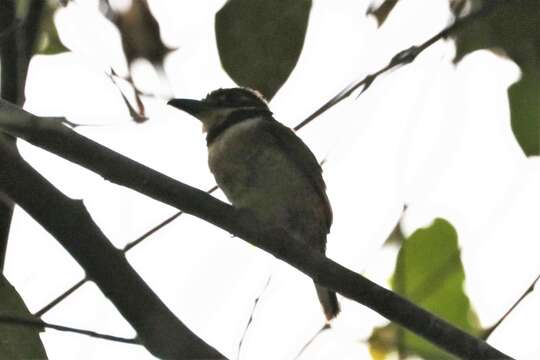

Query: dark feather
[206,108,272,145]
[257,119,333,231]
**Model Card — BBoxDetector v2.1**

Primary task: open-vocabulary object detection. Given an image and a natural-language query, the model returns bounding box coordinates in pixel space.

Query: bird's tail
[315,283,340,321]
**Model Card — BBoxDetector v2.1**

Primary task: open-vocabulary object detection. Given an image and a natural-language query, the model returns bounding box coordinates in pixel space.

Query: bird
[168,87,340,321]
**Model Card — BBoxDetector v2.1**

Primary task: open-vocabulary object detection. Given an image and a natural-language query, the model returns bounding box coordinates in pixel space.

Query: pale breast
[207,117,328,247]
[207,117,263,166]
[207,117,265,205]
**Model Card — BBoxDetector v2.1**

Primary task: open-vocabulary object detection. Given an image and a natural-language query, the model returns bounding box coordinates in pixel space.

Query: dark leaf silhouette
[366,0,399,26]
[215,0,312,100]
[0,275,48,359]
[452,0,540,155]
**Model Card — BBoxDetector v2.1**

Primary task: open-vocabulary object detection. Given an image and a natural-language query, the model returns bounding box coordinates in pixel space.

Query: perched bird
[168,88,340,321]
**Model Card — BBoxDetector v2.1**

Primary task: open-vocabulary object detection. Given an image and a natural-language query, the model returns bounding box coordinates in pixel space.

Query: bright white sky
[4,0,540,359]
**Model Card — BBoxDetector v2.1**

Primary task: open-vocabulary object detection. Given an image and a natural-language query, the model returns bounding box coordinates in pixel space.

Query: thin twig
[124,186,218,252]
[0,315,140,344]
[237,275,272,360]
[293,323,331,360]
[35,189,219,317]
[122,211,183,252]
[106,69,147,122]
[483,272,540,340]
[36,220,166,316]
[294,0,501,131]
[34,278,88,317]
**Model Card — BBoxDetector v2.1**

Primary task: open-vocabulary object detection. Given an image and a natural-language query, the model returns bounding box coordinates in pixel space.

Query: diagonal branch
[483,272,540,340]
[0,100,513,360]
[293,323,330,360]
[0,0,45,273]
[294,0,502,131]
[35,190,218,317]
[0,122,224,359]
[34,278,88,317]
[35,196,216,317]
[0,315,139,345]
[237,275,272,360]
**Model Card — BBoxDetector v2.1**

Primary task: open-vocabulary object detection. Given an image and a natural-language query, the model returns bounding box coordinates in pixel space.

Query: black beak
[167,98,213,117]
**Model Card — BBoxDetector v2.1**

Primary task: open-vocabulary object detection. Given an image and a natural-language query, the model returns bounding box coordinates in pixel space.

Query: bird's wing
[257,119,333,231]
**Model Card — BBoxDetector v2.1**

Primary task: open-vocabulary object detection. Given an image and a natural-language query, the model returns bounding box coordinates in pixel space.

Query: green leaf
[37,1,68,55]
[215,0,312,100]
[0,275,47,359]
[508,70,540,156]
[369,218,480,360]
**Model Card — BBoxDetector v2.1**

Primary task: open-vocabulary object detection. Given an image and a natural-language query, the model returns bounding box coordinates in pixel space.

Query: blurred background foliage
[369,219,480,360]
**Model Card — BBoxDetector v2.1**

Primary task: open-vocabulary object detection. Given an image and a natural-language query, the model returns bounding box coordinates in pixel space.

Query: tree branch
[0,129,224,359]
[20,0,45,85]
[483,272,540,340]
[34,278,88,317]
[0,101,513,359]
[0,0,18,274]
[294,0,502,131]
[0,0,45,272]
[0,315,139,345]
[237,275,272,360]
[35,190,216,317]
[0,0,45,104]
[0,0,20,103]
[293,323,330,360]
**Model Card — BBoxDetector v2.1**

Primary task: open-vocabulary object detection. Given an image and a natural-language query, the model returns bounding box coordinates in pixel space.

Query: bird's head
[167,87,270,132]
